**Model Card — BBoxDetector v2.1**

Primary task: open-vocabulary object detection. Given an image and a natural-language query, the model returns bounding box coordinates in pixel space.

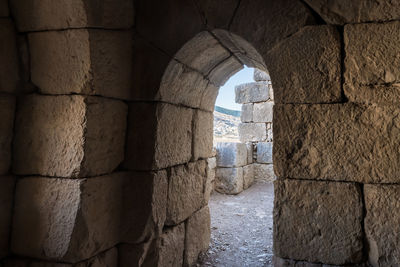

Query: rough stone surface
[11,173,125,262]
[29,29,133,100]
[274,103,400,183]
[215,167,243,194]
[344,22,400,104]
[0,0,8,17]
[200,83,219,112]
[193,110,213,160]
[364,184,400,267]
[13,95,127,178]
[193,0,239,29]
[0,177,15,259]
[238,123,266,142]
[305,0,400,25]
[0,96,15,175]
[119,239,159,267]
[159,224,185,267]
[235,82,269,104]
[207,56,243,86]
[243,164,254,190]
[185,206,211,266]
[241,104,253,123]
[166,160,206,225]
[266,25,341,104]
[254,68,270,82]
[204,157,216,205]
[0,19,19,93]
[253,102,273,123]
[124,102,193,171]
[256,142,273,164]
[274,179,364,265]
[253,163,275,181]
[11,0,134,31]
[245,142,253,164]
[216,142,247,168]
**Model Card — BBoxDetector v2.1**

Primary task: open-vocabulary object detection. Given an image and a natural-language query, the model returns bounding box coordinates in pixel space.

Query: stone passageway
[199,181,274,267]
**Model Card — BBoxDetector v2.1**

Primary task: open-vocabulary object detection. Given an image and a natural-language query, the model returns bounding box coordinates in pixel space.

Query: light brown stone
[364,184,400,267]
[0,0,8,17]
[204,157,216,205]
[344,22,400,104]
[253,163,275,182]
[192,110,213,161]
[11,173,125,262]
[274,103,400,183]
[207,56,243,86]
[0,19,19,93]
[184,206,211,266]
[29,29,133,100]
[119,239,159,267]
[159,224,185,267]
[193,0,239,29]
[13,95,127,178]
[199,83,219,112]
[266,25,341,104]
[274,179,363,265]
[166,161,206,225]
[305,0,400,24]
[0,176,15,259]
[243,164,254,189]
[215,167,243,194]
[0,96,15,175]
[11,0,134,31]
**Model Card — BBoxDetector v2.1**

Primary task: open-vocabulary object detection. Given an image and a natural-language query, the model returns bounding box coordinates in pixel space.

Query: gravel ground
[198,181,274,267]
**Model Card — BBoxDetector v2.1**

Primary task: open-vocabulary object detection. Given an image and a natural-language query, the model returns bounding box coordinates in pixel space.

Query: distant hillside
[214,106,241,117]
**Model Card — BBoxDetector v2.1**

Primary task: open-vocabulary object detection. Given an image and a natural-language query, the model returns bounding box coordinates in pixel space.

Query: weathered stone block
[254,68,270,82]
[364,184,400,267]
[266,122,273,142]
[216,142,247,167]
[11,173,125,262]
[193,0,239,29]
[13,95,127,178]
[344,22,400,104]
[235,82,269,104]
[0,0,8,17]
[200,83,219,112]
[246,142,253,164]
[215,167,243,194]
[0,96,15,175]
[208,56,243,86]
[253,102,273,123]
[184,206,211,266]
[166,160,206,225]
[0,177,15,259]
[274,179,364,265]
[256,142,273,164]
[254,163,275,182]
[193,110,213,160]
[119,239,159,267]
[241,104,253,122]
[204,157,216,205]
[274,103,400,183]
[238,123,266,142]
[0,19,19,93]
[158,224,185,267]
[243,164,254,189]
[29,29,133,100]
[124,102,192,171]
[11,0,134,31]
[266,25,341,104]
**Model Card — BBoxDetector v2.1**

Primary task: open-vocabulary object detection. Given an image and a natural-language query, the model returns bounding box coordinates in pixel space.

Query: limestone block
[119,239,159,267]
[253,164,275,181]
[253,102,273,123]
[246,142,253,164]
[256,142,273,164]
[29,29,133,100]
[266,25,341,104]
[204,157,217,205]
[274,103,400,183]
[159,224,185,267]
[344,22,400,104]
[241,104,253,123]
[184,206,211,266]
[124,102,193,171]
[0,0,8,17]
[200,83,219,112]
[254,69,270,82]
[266,122,273,142]
[215,167,243,194]
[11,0,134,31]
[208,56,243,86]
[0,177,15,259]
[238,123,266,142]
[0,96,15,175]
[193,0,239,29]
[0,19,19,93]
[305,0,400,25]
[13,95,127,178]
[17,35,35,94]
[274,179,364,265]
[216,142,247,167]
[193,110,213,160]
[11,173,125,262]
[166,160,207,225]
[121,171,168,244]
[364,184,400,267]
[235,82,269,104]
[243,164,255,190]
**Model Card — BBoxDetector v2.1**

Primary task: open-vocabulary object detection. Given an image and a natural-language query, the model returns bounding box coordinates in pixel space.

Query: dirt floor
[199,181,274,267]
